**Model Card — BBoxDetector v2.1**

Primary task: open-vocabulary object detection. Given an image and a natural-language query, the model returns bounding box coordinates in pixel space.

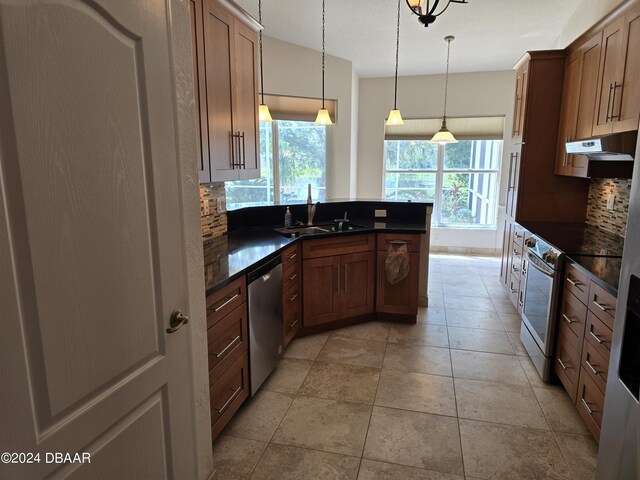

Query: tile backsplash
[200,183,227,241]
[586,178,631,237]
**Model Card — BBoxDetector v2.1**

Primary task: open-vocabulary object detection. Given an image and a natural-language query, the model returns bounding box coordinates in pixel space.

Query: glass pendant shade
[407,0,424,9]
[431,119,458,144]
[258,103,272,122]
[314,108,333,125]
[386,109,404,126]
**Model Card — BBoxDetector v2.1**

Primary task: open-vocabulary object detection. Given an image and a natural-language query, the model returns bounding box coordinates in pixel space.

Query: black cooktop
[520,222,624,258]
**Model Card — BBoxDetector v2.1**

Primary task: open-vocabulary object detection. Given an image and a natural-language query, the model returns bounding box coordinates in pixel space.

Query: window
[384,139,502,227]
[226,120,328,209]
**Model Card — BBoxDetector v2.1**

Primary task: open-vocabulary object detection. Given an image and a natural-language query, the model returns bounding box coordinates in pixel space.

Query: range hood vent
[566,131,637,161]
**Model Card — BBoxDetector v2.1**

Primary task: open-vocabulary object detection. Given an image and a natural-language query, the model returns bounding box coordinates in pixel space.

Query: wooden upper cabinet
[576,33,603,140]
[194,0,260,183]
[556,50,582,175]
[593,5,640,136]
[512,61,529,139]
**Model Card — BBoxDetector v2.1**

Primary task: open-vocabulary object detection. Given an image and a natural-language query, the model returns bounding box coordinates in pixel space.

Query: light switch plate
[217,197,226,213]
[203,199,210,216]
[607,194,616,211]
[375,209,387,218]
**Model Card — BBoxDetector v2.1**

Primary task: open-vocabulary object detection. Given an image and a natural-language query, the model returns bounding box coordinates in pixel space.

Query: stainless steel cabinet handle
[589,331,603,344]
[288,318,298,329]
[289,253,297,259]
[566,277,580,286]
[562,314,574,325]
[343,266,348,292]
[214,294,240,313]
[514,232,523,239]
[214,335,241,358]
[611,81,620,120]
[289,294,298,302]
[288,273,297,281]
[390,240,407,245]
[586,359,600,375]
[217,386,242,414]
[511,289,518,294]
[558,358,568,370]
[581,398,595,416]
[606,83,614,122]
[166,310,189,334]
[593,300,608,311]
[336,265,340,292]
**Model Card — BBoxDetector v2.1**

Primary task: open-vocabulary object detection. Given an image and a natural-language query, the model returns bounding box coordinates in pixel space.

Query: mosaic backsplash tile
[200,182,227,241]
[586,178,631,238]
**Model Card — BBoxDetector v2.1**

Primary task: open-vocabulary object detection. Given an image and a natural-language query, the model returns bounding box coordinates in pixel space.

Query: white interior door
[0,1,200,478]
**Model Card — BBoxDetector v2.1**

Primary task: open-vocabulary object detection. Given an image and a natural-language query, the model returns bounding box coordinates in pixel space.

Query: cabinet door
[576,32,602,140]
[512,62,529,139]
[556,50,582,176]
[500,219,513,286]
[233,21,260,180]
[340,251,375,319]
[376,251,419,315]
[614,5,640,133]
[302,256,341,327]
[593,18,625,136]
[204,0,237,181]
[505,144,521,218]
[190,0,211,183]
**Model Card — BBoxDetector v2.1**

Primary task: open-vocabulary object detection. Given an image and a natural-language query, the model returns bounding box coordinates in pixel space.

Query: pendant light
[315,0,333,125]
[386,0,404,126]
[406,0,468,27]
[431,35,458,144]
[258,0,272,122]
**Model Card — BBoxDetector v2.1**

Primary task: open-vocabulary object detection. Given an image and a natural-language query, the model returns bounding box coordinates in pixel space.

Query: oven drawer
[585,311,613,362]
[564,263,590,305]
[555,331,581,401]
[207,303,248,386]
[576,367,605,442]
[582,339,609,394]
[559,288,588,345]
[587,282,617,331]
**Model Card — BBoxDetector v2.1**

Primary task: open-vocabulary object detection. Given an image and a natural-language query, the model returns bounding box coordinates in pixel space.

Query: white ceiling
[234,0,582,78]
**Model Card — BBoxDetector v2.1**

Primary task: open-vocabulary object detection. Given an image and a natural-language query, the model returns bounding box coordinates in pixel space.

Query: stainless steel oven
[519,236,563,381]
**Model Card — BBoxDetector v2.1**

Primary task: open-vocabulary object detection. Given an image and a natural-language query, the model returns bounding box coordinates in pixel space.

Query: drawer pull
[289,253,297,260]
[214,294,240,313]
[566,277,580,287]
[288,318,298,329]
[512,264,519,272]
[562,314,573,325]
[592,300,609,312]
[217,386,242,414]
[557,358,568,370]
[513,248,520,256]
[511,289,518,294]
[288,273,297,281]
[589,331,603,344]
[390,240,407,245]
[586,359,600,375]
[214,335,241,358]
[581,398,598,416]
[289,294,298,302]
[514,233,523,239]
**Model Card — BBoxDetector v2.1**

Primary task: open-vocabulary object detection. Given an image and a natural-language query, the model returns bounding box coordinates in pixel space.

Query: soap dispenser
[284,207,292,227]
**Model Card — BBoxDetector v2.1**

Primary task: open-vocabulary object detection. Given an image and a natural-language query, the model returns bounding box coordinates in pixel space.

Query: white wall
[356,71,516,251]
[553,0,626,48]
[262,36,358,199]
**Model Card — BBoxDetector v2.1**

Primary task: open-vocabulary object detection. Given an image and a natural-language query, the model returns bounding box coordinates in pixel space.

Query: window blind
[384,116,505,141]
[262,94,337,123]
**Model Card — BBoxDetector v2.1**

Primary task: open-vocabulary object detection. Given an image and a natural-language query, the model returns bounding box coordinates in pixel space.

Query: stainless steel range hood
[566,131,637,161]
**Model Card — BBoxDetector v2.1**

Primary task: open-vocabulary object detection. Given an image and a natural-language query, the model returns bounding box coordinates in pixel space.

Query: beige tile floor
[213,254,598,480]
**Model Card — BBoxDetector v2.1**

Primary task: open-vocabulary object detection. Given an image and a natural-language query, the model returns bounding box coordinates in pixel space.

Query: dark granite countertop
[565,255,622,295]
[204,220,428,296]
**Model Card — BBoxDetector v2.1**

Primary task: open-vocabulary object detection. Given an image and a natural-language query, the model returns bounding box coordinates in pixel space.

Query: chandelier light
[405,0,468,27]
[386,0,404,126]
[258,0,272,122]
[315,0,333,125]
[431,35,458,144]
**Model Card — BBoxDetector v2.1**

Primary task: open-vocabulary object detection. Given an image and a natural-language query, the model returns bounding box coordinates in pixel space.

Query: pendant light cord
[443,36,452,120]
[393,0,401,109]
[258,0,265,105]
[321,0,326,109]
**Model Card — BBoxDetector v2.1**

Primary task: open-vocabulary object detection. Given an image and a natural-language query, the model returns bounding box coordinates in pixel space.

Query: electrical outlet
[375,209,387,218]
[607,194,616,211]
[217,197,226,213]
[203,199,210,216]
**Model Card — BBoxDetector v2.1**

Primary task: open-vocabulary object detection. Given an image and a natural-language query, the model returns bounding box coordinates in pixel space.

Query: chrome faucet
[307,202,319,226]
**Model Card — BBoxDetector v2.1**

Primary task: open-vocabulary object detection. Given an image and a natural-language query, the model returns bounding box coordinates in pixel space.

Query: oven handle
[525,252,555,278]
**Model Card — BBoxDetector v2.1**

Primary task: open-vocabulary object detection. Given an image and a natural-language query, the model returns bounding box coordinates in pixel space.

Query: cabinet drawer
[207,302,248,386]
[283,302,301,347]
[282,244,300,271]
[283,262,300,292]
[587,282,617,330]
[512,225,525,247]
[585,311,613,361]
[377,233,421,253]
[206,276,246,328]
[576,367,605,442]
[509,274,520,309]
[283,281,300,317]
[303,233,374,259]
[558,288,588,345]
[582,339,609,394]
[210,353,249,441]
[555,331,581,401]
[564,263,590,305]
[510,251,522,281]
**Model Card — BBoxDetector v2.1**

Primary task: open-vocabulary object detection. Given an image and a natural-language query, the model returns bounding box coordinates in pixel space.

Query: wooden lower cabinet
[210,354,249,440]
[341,251,375,318]
[302,255,341,327]
[282,244,301,347]
[376,250,419,316]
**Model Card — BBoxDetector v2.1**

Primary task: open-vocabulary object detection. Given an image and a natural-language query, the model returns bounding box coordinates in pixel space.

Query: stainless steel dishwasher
[247,255,283,396]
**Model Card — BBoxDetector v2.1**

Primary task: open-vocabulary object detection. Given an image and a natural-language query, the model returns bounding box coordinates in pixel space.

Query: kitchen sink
[274,223,365,238]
